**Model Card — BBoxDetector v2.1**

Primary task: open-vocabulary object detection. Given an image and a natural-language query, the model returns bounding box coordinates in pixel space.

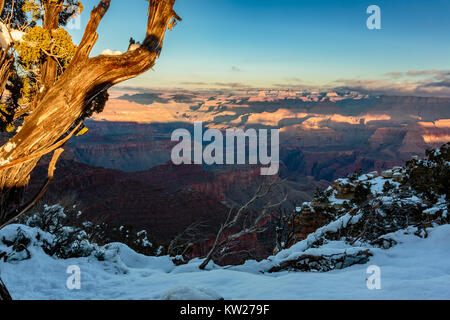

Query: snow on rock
[423,195,448,218]
[259,211,364,271]
[160,286,223,300]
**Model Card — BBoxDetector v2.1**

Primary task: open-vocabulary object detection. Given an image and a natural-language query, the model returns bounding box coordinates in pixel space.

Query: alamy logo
[66,265,81,290]
[366,5,381,30]
[171,122,280,176]
[366,265,381,290]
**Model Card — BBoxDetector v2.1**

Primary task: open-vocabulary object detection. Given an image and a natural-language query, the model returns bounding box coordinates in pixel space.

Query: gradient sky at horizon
[69,0,450,90]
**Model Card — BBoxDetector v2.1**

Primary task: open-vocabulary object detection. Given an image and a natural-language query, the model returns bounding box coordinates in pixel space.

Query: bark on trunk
[0,0,13,99]
[40,1,64,97]
[0,0,16,302]
[0,49,13,99]
[0,0,180,220]
[0,0,180,300]
[0,0,5,19]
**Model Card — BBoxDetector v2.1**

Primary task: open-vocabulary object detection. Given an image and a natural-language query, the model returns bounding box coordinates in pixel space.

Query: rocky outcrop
[290,208,331,241]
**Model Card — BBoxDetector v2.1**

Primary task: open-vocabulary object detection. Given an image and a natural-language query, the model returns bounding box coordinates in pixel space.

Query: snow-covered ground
[1,223,450,300]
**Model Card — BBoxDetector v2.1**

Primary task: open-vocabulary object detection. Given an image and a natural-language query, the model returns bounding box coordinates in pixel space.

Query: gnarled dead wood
[0,49,13,98]
[0,147,65,229]
[0,1,5,17]
[0,122,81,172]
[199,180,287,270]
[0,1,180,299]
[0,0,181,222]
[38,1,65,100]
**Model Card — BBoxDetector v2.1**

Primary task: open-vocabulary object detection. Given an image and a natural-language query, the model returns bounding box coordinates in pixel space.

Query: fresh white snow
[0,22,25,49]
[1,223,450,300]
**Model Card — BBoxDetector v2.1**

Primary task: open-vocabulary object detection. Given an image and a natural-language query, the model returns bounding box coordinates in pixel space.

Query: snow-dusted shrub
[269,250,371,273]
[352,182,371,205]
[1,227,31,262]
[272,145,450,272]
[25,204,68,234]
[405,143,450,201]
[82,222,159,257]
[323,198,438,245]
[14,204,162,259]
[382,181,396,193]
[19,205,94,259]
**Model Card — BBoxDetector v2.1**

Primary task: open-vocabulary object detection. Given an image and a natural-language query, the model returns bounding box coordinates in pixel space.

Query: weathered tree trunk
[0,0,180,220]
[39,1,64,98]
[0,0,12,99]
[0,50,13,98]
[0,0,180,299]
[0,0,12,301]
[0,0,4,18]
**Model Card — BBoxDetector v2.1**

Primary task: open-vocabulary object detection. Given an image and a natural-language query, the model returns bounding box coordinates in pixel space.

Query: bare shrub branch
[199,179,287,270]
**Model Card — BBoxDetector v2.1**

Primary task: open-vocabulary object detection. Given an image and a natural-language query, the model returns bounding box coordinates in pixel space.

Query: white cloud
[336,73,450,97]
[101,49,123,56]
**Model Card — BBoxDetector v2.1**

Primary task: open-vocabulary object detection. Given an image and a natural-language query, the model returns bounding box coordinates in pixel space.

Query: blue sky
[69,0,450,91]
